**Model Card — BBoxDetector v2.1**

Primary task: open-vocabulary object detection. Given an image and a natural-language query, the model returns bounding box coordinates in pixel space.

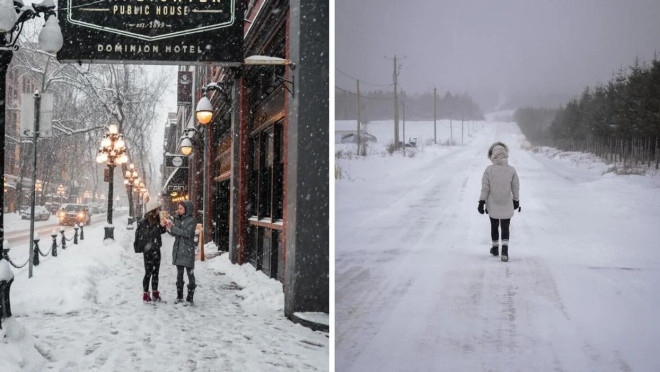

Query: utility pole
[433,86,437,144]
[402,101,406,154]
[461,115,464,145]
[393,55,399,148]
[450,118,453,145]
[356,79,361,156]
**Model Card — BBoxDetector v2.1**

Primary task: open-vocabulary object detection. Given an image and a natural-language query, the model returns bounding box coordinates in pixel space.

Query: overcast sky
[335,0,660,112]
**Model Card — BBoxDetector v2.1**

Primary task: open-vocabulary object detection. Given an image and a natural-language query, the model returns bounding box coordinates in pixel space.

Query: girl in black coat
[138,200,167,302]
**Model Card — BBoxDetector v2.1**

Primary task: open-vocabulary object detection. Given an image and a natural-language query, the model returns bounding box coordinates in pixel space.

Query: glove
[513,200,521,212]
[478,200,485,215]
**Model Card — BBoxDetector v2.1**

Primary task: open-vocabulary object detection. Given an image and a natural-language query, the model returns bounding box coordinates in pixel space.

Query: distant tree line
[336,88,484,123]
[514,57,660,170]
[513,107,557,145]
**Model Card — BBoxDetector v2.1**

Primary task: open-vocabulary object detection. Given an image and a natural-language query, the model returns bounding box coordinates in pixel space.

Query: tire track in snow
[337,144,489,371]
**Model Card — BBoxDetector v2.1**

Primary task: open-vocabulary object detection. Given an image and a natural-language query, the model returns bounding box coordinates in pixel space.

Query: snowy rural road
[336,121,660,371]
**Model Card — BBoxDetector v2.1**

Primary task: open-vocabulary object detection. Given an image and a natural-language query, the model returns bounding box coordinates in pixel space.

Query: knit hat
[145,199,160,214]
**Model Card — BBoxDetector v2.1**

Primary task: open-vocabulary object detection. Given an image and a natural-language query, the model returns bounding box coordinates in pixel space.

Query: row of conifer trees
[514,57,660,170]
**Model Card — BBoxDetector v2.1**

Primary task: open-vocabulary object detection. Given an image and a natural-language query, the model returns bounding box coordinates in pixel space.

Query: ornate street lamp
[56,184,64,204]
[35,180,42,204]
[1,0,64,264]
[123,163,138,227]
[95,124,128,240]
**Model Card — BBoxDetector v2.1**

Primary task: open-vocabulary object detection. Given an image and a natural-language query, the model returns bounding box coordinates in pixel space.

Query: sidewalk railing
[3,224,83,269]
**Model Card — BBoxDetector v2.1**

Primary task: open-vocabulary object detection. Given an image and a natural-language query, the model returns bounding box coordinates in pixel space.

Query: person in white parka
[478,142,520,262]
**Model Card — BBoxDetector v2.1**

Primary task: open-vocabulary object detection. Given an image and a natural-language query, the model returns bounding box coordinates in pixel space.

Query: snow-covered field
[0,224,328,371]
[335,119,660,371]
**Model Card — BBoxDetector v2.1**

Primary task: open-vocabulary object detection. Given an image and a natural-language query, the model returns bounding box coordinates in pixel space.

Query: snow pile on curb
[0,318,46,371]
[0,261,14,281]
[11,238,125,315]
[206,254,283,313]
[294,312,329,327]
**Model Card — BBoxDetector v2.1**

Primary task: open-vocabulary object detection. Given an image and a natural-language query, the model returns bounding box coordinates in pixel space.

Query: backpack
[133,220,150,253]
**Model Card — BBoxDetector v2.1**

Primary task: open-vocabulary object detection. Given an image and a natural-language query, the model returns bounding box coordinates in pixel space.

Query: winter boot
[152,291,161,302]
[175,285,184,304]
[186,284,196,304]
[142,292,152,302]
[490,245,499,256]
[501,245,509,262]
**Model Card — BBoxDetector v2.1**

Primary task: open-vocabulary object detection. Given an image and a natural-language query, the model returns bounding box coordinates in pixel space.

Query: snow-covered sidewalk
[1,225,328,371]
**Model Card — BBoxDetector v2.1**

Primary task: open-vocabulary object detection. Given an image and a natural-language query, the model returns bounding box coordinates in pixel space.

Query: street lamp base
[104,226,115,240]
[127,216,135,230]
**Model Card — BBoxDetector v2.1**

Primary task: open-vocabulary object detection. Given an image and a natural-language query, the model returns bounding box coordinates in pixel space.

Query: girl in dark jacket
[164,200,197,304]
[138,200,167,302]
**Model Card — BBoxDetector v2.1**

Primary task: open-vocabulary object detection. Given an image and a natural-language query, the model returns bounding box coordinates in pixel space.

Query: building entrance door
[213,179,230,251]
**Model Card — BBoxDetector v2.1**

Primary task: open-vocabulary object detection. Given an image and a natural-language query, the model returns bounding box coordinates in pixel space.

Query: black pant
[489,217,510,243]
[143,249,161,292]
[176,265,196,291]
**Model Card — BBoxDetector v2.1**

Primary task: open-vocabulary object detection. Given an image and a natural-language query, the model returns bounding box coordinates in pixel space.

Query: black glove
[478,200,485,215]
[513,200,520,212]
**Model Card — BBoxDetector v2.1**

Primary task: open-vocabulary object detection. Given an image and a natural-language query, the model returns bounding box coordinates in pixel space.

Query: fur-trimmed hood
[487,142,509,159]
[488,142,509,165]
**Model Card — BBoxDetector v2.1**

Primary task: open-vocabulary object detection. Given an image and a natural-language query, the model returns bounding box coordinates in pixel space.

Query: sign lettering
[57,0,243,64]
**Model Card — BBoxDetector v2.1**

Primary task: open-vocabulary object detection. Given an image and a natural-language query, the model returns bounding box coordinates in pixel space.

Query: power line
[335,69,393,87]
[400,103,434,120]
[335,86,394,101]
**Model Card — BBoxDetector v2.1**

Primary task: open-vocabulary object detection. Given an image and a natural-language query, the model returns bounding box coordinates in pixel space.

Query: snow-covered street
[336,119,660,371]
[0,225,328,371]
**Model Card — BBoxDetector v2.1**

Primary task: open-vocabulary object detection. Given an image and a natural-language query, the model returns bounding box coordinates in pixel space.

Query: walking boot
[501,245,508,262]
[142,292,151,302]
[152,291,161,302]
[490,245,499,256]
[175,285,184,304]
[186,284,196,305]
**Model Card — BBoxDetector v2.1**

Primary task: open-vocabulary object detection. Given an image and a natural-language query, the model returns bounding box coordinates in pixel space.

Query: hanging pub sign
[56,0,243,65]
[177,71,193,105]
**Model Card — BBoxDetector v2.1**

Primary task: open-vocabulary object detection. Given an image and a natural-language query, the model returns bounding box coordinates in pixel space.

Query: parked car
[21,206,51,221]
[57,203,92,226]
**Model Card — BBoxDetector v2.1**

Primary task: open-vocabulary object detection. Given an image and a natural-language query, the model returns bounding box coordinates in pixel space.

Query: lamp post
[123,163,138,226]
[56,184,64,205]
[95,124,128,240]
[1,0,63,263]
[182,82,233,258]
[133,178,142,218]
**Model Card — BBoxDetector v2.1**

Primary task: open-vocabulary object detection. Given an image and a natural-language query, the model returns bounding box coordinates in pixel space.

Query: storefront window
[249,121,283,221]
